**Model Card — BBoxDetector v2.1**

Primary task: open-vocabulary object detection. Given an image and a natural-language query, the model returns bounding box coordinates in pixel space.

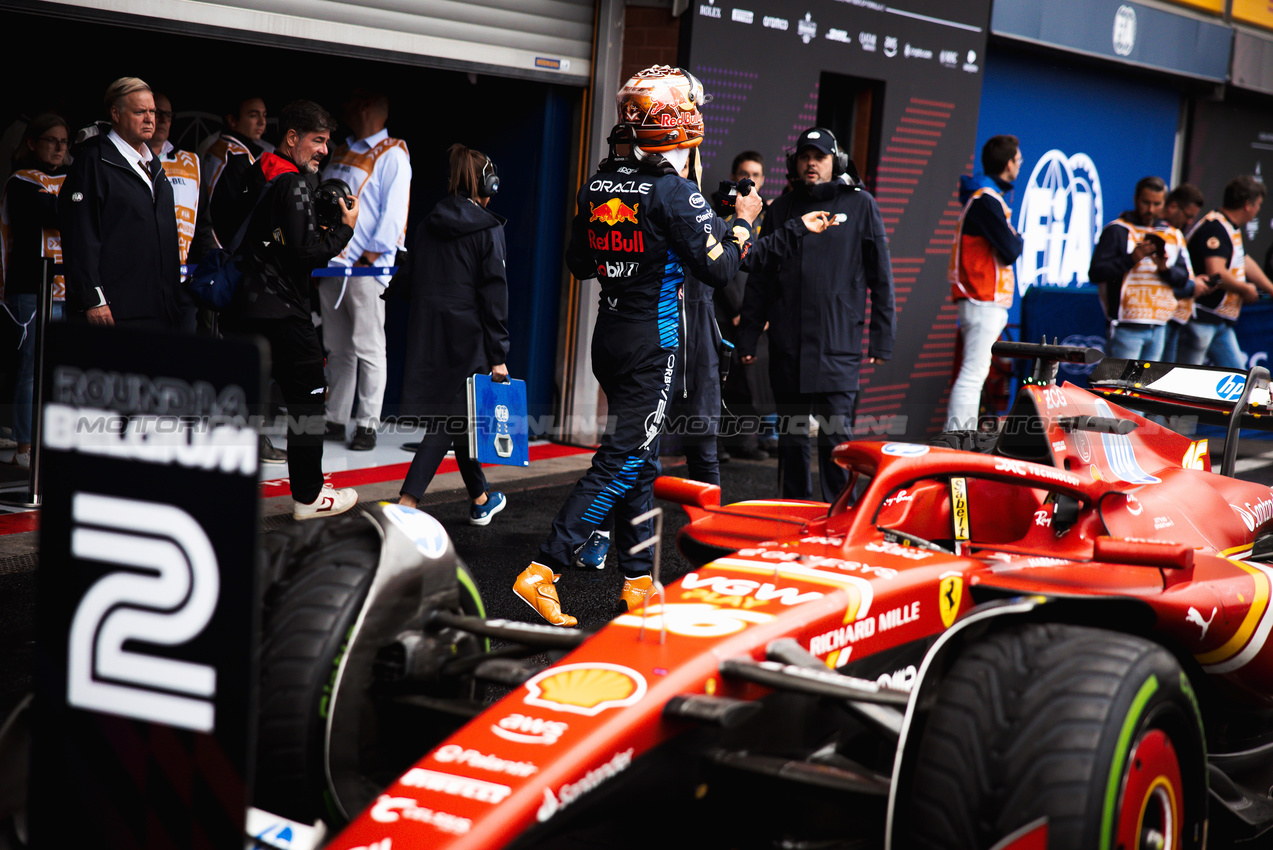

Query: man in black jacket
[226,100,360,520]
[1088,175,1195,362]
[61,77,182,329]
[738,127,895,502]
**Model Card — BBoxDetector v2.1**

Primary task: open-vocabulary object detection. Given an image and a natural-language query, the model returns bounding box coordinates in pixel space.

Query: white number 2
[68,493,220,732]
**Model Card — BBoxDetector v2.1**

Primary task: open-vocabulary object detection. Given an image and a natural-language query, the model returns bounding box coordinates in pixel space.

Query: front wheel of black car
[902,624,1206,850]
[253,511,487,826]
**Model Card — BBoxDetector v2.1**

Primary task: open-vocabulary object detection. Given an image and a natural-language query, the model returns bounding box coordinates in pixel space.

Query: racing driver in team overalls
[514,66,835,625]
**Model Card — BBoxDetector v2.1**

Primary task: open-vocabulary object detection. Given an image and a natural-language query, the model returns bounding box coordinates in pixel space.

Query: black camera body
[711,177,755,217]
[314,178,353,229]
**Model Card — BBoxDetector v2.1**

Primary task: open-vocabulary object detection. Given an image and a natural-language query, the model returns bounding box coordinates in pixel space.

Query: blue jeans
[1108,323,1166,362]
[12,294,63,446]
[1162,321,1183,363]
[1179,320,1244,369]
[946,300,1008,431]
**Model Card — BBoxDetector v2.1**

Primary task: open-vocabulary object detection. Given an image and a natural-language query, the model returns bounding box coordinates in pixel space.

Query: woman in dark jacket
[1,114,69,467]
[397,144,509,525]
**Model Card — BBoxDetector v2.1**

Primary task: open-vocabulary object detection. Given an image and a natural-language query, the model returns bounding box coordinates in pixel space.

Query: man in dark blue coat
[61,77,182,329]
[738,127,896,502]
[513,67,766,627]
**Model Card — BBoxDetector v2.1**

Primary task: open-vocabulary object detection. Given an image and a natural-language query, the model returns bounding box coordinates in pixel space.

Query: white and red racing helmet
[616,65,705,152]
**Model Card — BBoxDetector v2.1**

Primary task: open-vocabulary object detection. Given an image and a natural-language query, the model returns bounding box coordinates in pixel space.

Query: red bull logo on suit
[587,230,645,252]
[590,198,640,226]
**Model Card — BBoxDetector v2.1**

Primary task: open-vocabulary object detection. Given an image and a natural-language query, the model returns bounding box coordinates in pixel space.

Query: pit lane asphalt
[0,454,785,722]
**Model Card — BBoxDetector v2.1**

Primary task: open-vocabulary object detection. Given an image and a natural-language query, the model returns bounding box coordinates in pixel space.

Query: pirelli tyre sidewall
[902,624,1206,850]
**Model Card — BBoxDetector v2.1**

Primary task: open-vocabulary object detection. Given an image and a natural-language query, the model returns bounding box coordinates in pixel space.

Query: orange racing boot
[620,575,654,612]
[513,562,577,627]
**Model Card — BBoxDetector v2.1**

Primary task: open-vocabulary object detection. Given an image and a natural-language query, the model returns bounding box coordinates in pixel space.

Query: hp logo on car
[1216,375,1246,402]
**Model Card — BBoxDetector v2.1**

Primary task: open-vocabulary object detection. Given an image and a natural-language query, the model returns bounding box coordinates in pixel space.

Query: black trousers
[399,387,488,502]
[772,387,857,503]
[233,314,327,503]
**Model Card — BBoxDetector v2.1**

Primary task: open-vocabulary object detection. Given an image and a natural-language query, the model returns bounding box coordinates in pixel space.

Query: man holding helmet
[738,127,896,503]
[514,67,833,625]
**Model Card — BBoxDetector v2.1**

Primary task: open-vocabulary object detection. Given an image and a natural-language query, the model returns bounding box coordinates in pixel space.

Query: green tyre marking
[457,566,486,617]
[319,625,357,720]
[1179,671,1206,762]
[457,566,490,653]
[1100,674,1159,850]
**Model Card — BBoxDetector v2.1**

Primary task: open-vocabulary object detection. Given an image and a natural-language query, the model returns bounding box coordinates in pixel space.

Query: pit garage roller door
[28,0,593,85]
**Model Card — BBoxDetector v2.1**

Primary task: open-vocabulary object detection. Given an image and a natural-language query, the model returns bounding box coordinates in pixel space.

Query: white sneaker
[12,450,29,469]
[293,485,358,520]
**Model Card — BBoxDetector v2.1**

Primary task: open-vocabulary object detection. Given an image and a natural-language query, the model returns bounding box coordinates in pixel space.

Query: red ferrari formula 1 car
[249,343,1273,850]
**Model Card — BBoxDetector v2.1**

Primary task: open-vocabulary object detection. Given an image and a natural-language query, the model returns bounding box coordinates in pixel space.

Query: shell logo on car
[522,663,647,716]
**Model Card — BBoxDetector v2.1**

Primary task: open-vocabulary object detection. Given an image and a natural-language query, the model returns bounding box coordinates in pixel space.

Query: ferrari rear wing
[1088,359,1271,417]
[992,342,1273,477]
[1089,358,1272,477]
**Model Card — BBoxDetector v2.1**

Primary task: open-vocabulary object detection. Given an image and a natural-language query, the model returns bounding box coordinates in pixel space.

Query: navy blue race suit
[538,157,802,576]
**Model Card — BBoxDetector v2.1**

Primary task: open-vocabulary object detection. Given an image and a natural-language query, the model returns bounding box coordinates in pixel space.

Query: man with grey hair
[61,76,182,328]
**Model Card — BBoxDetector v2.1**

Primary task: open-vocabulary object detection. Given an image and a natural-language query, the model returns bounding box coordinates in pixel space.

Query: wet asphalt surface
[425,454,781,630]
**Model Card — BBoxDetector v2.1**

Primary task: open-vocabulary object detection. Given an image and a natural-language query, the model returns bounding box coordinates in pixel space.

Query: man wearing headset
[738,127,896,502]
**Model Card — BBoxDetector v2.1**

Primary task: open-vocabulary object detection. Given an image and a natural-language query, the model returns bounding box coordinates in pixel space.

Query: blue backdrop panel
[973,47,1181,329]
[1019,287,1107,388]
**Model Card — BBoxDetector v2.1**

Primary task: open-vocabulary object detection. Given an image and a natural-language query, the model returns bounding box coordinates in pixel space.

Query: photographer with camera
[1089,175,1195,362]
[224,99,361,520]
[318,89,412,451]
[712,151,777,461]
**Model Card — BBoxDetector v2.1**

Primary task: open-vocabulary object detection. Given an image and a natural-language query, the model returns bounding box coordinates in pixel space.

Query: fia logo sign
[1017,150,1104,294]
[1113,5,1137,57]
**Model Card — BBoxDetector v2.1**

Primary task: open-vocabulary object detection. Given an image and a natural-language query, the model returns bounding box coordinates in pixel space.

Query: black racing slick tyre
[902,624,1206,850]
[253,512,487,825]
[253,516,380,824]
[927,429,998,454]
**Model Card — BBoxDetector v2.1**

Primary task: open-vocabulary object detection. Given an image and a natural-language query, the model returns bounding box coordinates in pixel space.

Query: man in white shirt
[61,77,181,329]
[318,89,412,450]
